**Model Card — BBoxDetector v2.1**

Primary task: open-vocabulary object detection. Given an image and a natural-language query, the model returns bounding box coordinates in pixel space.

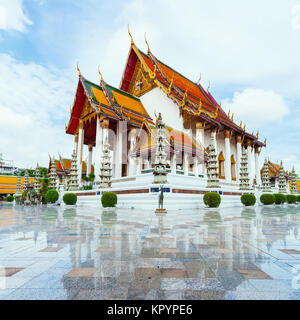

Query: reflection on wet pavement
[0,203,300,300]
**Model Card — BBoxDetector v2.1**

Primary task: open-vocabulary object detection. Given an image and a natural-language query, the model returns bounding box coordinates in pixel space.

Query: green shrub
[6,195,14,202]
[260,194,275,205]
[203,192,221,208]
[101,192,118,208]
[297,195,300,203]
[286,194,297,204]
[45,189,59,204]
[241,193,256,206]
[274,193,286,205]
[63,193,77,205]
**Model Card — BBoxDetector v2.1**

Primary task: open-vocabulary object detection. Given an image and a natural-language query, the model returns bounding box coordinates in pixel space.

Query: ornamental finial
[231,113,234,121]
[77,62,81,77]
[227,109,230,118]
[264,138,267,145]
[256,130,259,139]
[144,32,150,54]
[98,65,103,82]
[128,25,134,44]
[197,73,202,84]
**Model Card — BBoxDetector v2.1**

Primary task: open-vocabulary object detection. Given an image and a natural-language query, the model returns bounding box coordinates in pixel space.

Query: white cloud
[0,54,75,168]
[0,0,32,32]
[223,88,289,130]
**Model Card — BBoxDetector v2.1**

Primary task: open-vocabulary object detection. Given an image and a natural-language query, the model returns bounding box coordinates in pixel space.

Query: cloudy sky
[0,0,299,173]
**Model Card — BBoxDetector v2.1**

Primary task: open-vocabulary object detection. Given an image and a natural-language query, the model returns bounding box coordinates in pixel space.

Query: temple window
[218,151,225,179]
[231,154,236,181]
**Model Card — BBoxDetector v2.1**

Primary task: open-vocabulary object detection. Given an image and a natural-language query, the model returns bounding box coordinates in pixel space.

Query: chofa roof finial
[128,24,134,44]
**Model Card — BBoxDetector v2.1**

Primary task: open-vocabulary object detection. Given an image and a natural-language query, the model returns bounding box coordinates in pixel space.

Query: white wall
[140,87,184,131]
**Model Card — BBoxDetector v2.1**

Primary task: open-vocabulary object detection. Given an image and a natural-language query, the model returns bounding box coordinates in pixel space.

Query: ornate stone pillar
[247,140,254,184]
[236,135,242,180]
[94,116,103,183]
[254,146,261,186]
[224,130,231,183]
[87,144,93,176]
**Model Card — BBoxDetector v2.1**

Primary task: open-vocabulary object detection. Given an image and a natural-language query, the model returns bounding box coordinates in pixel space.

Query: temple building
[260,160,289,189]
[48,156,94,183]
[65,31,265,192]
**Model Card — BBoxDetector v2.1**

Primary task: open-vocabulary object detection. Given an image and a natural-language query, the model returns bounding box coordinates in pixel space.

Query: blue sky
[0,0,299,174]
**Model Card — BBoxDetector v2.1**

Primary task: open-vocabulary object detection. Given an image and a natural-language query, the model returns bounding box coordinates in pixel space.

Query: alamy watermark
[291,265,300,289]
[0,6,6,29]
[291,5,300,30]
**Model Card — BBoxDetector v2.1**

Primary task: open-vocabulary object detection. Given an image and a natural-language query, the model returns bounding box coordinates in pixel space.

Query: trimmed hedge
[274,193,286,205]
[297,195,300,203]
[203,192,221,208]
[45,189,59,204]
[101,192,118,208]
[287,194,297,204]
[6,195,14,202]
[260,194,275,205]
[241,193,256,206]
[63,193,77,205]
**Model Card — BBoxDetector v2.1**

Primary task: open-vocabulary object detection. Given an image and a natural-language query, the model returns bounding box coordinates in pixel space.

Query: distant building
[0,153,18,175]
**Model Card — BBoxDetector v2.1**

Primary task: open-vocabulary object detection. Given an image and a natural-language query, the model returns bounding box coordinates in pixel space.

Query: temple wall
[140,87,184,131]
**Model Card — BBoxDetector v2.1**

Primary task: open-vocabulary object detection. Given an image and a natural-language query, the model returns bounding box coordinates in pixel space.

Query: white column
[171,154,176,174]
[193,157,199,177]
[144,159,150,170]
[196,123,205,175]
[183,152,189,175]
[224,130,231,183]
[115,121,123,178]
[87,144,93,175]
[78,123,84,186]
[94,117,103,183]
[236,136,242,180]
[136,158,142,175]
[128,134,136,176]
[255,147,262,186]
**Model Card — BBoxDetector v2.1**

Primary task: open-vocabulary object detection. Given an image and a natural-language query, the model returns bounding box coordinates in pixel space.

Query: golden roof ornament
[239,121,243,128]
[243,124,246,131]
[98,65,103,83]
[128,24,134,44]
[76,62,81,77]
[227,110,231,118]
[144,32,151,54]
[264,138,267,145]
[256,130,259,139]
[231,113,234,121]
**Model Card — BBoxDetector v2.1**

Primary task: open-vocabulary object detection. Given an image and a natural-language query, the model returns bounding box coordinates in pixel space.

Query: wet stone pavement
[0,203,300,300]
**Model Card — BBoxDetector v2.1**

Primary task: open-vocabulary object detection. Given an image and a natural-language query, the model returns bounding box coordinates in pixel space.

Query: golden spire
[264,138,267,145]
[98,65,103,83]
[227,109,231,118]
[243,124,246,131]
[239,121,243,128]
[76,62,81,77]
[128,24,134,44]
[256,130,259,139]
[231,113,234,121]
[144,32,150,54]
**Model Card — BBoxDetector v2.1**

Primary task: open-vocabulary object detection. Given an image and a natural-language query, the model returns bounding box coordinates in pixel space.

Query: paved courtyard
[0,203,300,300]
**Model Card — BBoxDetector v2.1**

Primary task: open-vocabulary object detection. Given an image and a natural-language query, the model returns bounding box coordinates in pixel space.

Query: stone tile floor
[0,203,300,300]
